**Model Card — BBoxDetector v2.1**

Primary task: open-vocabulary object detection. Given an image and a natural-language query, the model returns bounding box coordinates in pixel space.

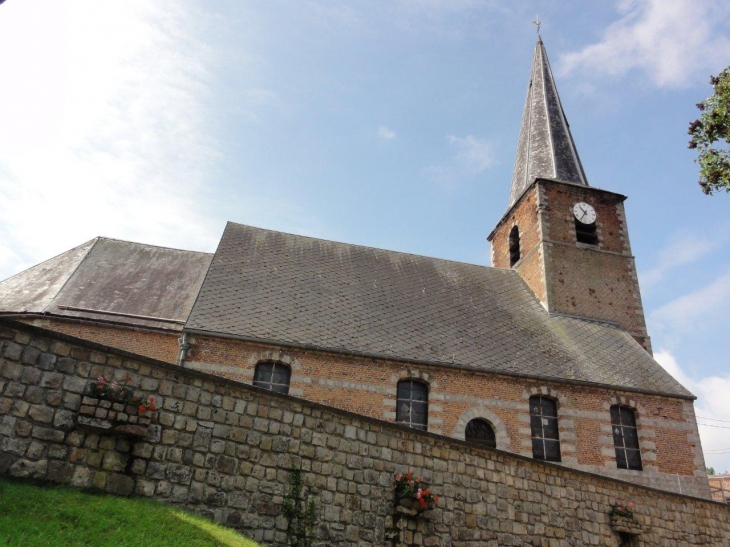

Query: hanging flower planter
[609,502,642,535]
[76,376,157,439]
[392,468,438,518]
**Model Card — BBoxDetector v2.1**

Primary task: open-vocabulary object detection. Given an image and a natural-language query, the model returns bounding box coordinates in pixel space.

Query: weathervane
[532,16,541,35]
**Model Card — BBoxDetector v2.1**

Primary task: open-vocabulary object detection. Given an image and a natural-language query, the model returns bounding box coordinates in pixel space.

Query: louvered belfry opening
[575,218,598,245]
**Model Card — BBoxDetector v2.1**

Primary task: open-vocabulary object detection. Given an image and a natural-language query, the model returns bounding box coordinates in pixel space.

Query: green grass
[0,477,262,547]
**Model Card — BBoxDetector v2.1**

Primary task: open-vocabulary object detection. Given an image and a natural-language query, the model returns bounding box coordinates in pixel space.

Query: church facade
[0,39,710,498]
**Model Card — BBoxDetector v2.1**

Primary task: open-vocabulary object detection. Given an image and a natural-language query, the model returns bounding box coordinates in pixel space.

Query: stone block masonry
[1,319,728,546]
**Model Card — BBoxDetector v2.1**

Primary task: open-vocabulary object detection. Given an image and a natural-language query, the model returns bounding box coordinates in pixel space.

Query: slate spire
[509,37,588,207]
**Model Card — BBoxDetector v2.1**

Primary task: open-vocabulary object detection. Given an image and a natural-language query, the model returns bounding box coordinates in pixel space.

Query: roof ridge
[0,237,98,286]
[224,221,502,272]
[93,236,214,256]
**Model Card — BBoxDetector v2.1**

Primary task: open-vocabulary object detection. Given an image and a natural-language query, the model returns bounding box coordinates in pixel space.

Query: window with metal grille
[253,361,291,394]
[509,226,520,266]
[575,218,598,245]
[465,418,496,448]
[529,396,561,462]
[396,380,428,431]
[611,405,642,470]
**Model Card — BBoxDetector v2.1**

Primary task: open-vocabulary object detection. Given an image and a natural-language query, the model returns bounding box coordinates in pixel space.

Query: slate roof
[186,222,692,398]
[0,238,212,331]
[510,37,589,207]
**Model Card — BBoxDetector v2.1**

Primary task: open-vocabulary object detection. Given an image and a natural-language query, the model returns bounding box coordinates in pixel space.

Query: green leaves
[688,67,730,195]
[283,469,317,547]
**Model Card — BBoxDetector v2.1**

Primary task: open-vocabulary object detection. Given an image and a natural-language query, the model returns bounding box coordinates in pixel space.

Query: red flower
[138,405,147,413]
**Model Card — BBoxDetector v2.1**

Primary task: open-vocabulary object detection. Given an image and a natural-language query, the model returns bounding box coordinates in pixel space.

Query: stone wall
[186,335,709,497]
[1,320,728,547]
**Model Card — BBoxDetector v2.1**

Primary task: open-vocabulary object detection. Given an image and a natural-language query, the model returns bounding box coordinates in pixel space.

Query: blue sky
[1,0,729,471]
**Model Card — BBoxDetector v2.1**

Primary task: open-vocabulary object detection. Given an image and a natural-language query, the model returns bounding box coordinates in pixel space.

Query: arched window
[396,380,428,431]
[509,226,520,266]
[465,418,496,448]
[610,405,642,470]
[253,361,291,394]
[529,396,561,462]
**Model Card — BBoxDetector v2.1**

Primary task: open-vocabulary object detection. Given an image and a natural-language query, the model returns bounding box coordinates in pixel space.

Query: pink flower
[416,488,423,500]
[628,502,635,509]
[97,377,106,383]
[395,473,402,481]
[416,476,423,482]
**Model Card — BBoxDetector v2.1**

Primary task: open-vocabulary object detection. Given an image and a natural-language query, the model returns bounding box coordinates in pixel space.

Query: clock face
[573,202,596,224]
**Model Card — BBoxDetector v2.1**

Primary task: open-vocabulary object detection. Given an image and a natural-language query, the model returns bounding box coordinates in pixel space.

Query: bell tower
[487,37,651,352]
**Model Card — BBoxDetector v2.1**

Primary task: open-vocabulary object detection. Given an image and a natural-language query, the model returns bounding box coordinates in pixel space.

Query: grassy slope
[0,477,261,547]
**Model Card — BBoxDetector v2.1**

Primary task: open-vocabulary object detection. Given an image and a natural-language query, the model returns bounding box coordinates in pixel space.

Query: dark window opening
[575,218,598,245]
[465,418,496,449]
[509,226,520,266]
[617,532,638,547]
[253,361,291,394]
[611,405,642,471]
[529,395,561,462]
[396,380,428,431]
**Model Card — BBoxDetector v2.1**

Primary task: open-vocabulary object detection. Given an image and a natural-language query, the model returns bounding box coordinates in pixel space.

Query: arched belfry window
[529,396,561,462]
[509,226,520,266]
[610,405,642,470]
[253,361,291,394]
[465,418,496,449]
[396,380,428,431]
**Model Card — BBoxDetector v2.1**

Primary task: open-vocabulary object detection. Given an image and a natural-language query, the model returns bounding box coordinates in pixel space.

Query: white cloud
[640,230,726,287]
[560,0,730,88]
[378,126,396,140]
[447,135,494,172]
[655,350,730,472]
[425,134,494,189]
[0,0,222,280]
[650,269,730,336]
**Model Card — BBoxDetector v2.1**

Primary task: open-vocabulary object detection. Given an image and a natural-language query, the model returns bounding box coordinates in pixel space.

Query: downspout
[177,332,190,368]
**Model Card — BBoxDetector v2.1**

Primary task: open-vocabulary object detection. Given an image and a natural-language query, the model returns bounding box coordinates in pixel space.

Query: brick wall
[490,185,547,304]
[709,474,730,504]
[185,333,708,497]
[17,317,179,364]
[1,320,727,546]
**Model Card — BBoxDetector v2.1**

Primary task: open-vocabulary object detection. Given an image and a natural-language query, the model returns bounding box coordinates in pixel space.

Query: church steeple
[509,37,588,207]
[489,34,651,352]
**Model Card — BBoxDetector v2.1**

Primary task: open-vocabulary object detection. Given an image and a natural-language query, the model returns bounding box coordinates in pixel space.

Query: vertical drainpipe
[177,332,190,368]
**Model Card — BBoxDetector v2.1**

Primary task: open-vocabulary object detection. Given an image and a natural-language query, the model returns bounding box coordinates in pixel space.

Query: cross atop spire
[508,37,588,207]
[532,16,541,36]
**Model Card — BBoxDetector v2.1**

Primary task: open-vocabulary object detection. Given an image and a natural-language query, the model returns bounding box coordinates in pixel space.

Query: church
[0,37,711,500]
